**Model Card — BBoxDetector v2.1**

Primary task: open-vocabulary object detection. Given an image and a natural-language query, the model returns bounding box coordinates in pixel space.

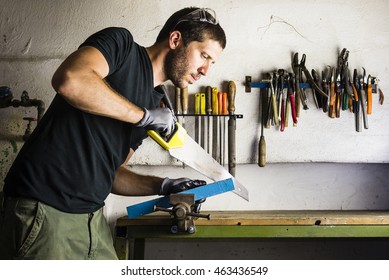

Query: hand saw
[148,121,249,202]
[127,178,234,218]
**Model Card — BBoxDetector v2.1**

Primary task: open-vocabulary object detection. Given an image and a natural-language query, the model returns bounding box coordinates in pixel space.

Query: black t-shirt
[4,27,163,213]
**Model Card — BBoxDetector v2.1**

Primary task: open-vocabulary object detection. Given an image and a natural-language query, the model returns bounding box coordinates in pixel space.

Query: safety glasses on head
[173,8,219,30]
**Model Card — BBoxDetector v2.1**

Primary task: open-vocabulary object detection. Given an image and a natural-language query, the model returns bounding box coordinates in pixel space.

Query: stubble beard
[164,46,189,89]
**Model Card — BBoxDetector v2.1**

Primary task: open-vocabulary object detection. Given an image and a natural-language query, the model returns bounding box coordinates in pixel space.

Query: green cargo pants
[0,196,118,260]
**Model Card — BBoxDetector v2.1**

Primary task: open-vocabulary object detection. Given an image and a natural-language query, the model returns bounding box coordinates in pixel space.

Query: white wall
[1,0,389,229]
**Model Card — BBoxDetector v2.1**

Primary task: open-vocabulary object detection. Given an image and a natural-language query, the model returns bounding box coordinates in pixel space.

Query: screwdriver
[218,91,224,165]
[258,87,266,167]
[194,93,201,143]
[175,87,182,115]
[221,92,228,166]
[212,87,219,161]
[227,81,236,176]
[181,87,188,129]
[200,93,206,149]
[205,86,212,154]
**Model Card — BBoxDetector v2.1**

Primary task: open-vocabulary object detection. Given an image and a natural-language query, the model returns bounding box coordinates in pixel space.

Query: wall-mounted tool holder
[174,82,242,176]
[244,48,385,167]
[245,66,382,134]
[174,114,243,176]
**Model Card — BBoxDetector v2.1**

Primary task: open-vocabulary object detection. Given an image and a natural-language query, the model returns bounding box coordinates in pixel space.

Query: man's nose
[198,61,211,76]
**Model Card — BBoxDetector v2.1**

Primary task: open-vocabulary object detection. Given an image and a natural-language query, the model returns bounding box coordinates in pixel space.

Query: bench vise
[154,193,210,234]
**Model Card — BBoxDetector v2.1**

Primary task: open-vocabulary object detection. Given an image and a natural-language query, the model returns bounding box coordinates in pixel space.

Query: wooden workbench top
[116,210,389,227]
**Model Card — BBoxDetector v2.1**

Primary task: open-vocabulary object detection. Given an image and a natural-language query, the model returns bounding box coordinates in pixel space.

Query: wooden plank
[123,225,389,239]
[116,211,389,227]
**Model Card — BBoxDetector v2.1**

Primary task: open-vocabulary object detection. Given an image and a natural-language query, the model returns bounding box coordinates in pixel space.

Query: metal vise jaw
[154,193,210,234]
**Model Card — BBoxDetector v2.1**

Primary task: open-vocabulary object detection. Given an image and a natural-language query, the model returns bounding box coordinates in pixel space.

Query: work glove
[159,177,206,195]
[135,107,176,136]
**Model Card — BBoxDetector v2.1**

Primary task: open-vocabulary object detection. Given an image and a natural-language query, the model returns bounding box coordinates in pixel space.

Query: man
[0,7,226,259]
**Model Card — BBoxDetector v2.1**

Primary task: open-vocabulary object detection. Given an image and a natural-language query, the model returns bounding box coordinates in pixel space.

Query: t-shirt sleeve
[129,127,148,151]
[79,27,133,75]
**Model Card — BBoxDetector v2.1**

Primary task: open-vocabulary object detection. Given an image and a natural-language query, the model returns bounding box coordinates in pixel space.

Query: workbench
[114,211,389,260]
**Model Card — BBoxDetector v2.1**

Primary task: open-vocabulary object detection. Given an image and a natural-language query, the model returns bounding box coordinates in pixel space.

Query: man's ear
[169,31,182,50]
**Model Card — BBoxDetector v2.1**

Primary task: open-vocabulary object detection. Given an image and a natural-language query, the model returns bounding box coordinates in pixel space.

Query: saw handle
[147,122,187,150]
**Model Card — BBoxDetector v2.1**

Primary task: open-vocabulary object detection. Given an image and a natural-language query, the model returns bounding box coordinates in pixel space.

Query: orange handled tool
[367,75,372,114]
[218,92,223,115]
[222,92,228,115]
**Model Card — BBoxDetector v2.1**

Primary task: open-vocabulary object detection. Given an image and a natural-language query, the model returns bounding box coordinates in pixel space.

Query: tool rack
[174,112,244,176]
[245,76,311,92]
[245,78,378,92]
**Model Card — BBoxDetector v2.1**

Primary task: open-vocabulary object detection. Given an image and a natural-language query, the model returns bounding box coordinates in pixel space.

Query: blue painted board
[126,178,234,218]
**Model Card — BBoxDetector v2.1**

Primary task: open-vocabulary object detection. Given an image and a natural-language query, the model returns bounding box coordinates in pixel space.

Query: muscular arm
[51,46,144,124]
[111,149,163,196]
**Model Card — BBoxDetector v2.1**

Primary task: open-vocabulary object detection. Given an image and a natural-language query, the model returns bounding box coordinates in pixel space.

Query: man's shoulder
[97,27,133,40]
[81,27,136,51]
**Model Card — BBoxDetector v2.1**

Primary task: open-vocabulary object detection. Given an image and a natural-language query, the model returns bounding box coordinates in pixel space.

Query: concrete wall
[1,0,389,240]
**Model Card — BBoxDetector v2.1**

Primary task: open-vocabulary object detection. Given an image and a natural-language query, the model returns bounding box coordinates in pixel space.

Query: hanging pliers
[352,69,361,132]
[337,48,354,112]
[311,69,322,109]
[359,68,369,129]
[292,53,309,113]
[294,53,329,100]
[288,73,298,126]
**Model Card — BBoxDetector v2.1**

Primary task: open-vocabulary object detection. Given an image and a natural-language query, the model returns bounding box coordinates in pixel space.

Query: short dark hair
[155,7,226,49]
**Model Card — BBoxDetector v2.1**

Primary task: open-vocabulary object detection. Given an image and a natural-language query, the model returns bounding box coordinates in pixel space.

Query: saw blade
[148,122,249,201]
[169,130,249,201]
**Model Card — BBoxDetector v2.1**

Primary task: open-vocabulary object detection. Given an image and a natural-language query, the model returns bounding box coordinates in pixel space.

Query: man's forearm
[112,166,163,196]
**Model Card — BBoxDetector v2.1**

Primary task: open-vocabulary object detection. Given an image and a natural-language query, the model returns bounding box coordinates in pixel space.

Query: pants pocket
[17,201,44,259]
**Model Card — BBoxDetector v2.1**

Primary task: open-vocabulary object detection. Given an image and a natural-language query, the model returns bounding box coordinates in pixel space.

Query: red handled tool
[288,73,298,126]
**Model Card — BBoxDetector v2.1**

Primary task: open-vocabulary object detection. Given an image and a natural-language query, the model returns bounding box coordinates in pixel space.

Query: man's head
[157,7,227,88]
